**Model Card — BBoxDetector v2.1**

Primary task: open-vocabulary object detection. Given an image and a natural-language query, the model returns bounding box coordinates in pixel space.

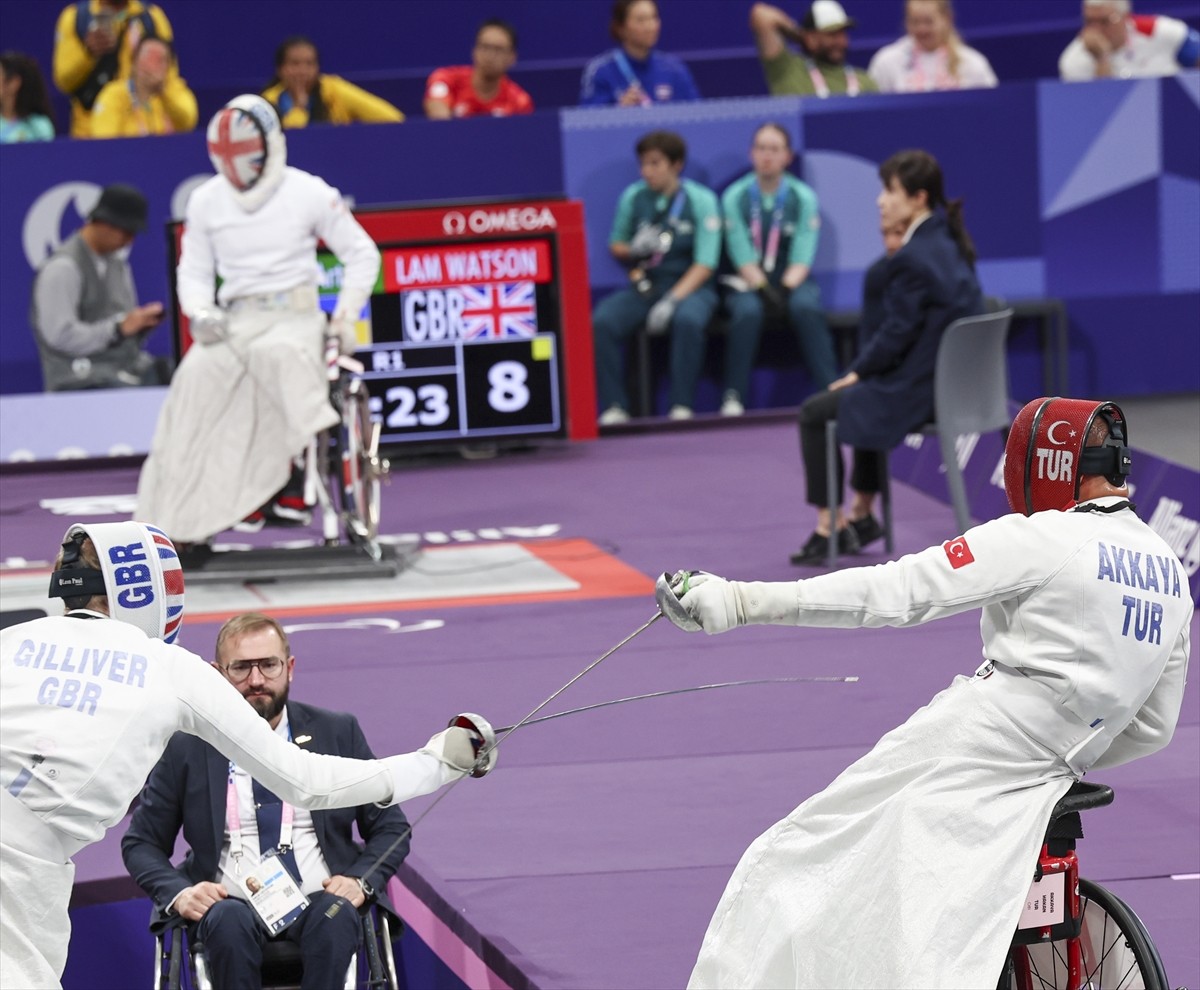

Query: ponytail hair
[879,148,976,267]
[943,197,976,268]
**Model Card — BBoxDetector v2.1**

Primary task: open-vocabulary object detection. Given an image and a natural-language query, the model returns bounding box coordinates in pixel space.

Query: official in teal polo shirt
[593,130,721,424]
[719,122,836,416]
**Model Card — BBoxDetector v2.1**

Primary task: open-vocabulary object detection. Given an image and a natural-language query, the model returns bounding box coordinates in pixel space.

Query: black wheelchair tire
[332,379,383,548]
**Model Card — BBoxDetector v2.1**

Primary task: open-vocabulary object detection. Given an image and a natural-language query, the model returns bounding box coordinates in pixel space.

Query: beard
[246,680,289,724]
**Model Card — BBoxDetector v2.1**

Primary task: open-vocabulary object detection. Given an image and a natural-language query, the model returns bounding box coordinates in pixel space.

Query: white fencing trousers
[0,790,75,990]
[136,300,338,543]
[688,675,1076,990]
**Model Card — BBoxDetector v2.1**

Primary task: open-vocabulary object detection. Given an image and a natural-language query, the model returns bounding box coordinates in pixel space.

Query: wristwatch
[111,313,127,343]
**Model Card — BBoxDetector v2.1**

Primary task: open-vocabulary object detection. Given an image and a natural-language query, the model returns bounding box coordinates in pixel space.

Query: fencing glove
[646,296,677,336]
[659,570,800,635]
[189,309,229,346]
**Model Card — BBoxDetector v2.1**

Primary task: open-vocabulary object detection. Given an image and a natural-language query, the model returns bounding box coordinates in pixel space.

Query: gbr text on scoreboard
[383,240,553,343]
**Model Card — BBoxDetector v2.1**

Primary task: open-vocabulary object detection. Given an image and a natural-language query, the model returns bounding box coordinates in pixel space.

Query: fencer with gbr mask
[0,522,494,989]
[135,94,380,548]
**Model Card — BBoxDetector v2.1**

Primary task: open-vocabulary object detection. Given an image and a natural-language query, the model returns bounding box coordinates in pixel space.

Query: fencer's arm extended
[1088,622,1191,770]
[672,515,1056,634]
[175,656,467,807]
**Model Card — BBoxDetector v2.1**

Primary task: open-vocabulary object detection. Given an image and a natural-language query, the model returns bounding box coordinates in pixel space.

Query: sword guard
[447,712,497,778]
[655,570,702,632]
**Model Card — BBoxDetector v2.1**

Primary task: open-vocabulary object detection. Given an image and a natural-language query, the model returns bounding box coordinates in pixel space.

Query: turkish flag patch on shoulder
[943,537,975,569]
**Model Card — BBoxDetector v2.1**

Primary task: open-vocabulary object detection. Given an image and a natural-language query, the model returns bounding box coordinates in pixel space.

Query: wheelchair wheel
[998,878,1168,990]
[334,378,386,550]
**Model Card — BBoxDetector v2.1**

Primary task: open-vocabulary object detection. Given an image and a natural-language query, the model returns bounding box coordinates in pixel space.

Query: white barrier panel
[0,387,166,463]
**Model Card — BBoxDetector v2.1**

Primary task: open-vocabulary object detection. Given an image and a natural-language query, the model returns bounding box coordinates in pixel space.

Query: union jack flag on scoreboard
[460,282,538,339]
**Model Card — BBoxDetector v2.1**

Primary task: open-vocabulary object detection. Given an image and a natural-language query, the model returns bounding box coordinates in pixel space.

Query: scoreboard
[170,197,597,448]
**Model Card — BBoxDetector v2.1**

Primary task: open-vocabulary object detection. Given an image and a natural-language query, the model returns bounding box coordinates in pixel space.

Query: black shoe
[176,542,214,570]
[789,526,860,566]
[850,514,886,548]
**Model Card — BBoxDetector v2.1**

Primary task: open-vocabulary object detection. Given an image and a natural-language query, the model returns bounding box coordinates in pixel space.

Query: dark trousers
[724,282,837,400]
[592,284,719,412]
[798,388,885,509]
[194,892,361,989]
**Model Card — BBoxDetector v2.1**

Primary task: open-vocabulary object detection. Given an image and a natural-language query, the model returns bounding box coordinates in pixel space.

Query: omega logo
[441,206,558,236]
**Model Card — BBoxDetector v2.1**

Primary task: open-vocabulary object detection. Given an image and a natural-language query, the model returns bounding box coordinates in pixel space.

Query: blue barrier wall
[3,74,1196,403]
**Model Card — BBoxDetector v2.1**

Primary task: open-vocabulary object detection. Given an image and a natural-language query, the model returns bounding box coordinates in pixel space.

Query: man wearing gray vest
[30,183,169,391]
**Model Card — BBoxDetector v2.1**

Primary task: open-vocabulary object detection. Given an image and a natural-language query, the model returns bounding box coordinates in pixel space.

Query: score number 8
[488,360,529,413]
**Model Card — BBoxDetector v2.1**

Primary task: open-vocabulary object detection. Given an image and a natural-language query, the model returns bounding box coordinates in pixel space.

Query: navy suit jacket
[121,700,409,931]
[841,211,983,450]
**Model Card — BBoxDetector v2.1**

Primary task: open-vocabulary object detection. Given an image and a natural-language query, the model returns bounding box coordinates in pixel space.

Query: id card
[243,852,309,934]
[1018,870,1065,928]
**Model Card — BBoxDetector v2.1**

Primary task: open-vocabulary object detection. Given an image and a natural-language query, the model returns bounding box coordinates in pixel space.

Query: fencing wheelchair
[153,904,401,990]
[300,345,389,559]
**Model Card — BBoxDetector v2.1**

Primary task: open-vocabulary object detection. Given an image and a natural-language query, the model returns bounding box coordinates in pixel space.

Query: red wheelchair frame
[1001,781,1169,990]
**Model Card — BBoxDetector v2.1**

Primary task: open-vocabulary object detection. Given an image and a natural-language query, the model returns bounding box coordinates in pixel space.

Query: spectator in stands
[52,0,176,138]
[593,130,721,424]
[29,183,169,391]
[122,611,411,988]
[90,35,197,138]
[790,149,983,565]
[262,35,404,128]
[749,1,877,98]
[425,19,534,119]
[720,123,836,417]
[1060,0,1200,80]
[0,51,56,142]
[580,0,700,106]
[868,0,998,92]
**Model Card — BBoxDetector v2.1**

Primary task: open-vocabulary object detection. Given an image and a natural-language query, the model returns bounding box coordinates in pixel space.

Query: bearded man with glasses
[122,612,411,988]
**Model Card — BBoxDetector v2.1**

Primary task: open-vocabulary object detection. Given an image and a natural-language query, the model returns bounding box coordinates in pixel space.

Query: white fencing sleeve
[178,658,412,808]
[176,193,219,319]
[1088,620,1191,770]
[311,178,380,322]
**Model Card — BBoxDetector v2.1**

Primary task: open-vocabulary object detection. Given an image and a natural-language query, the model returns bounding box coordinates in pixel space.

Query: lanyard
[127,80,166,137]
[613,49,652,104]
[804,58,860,98]
[226,726,295,875]
[646,188,688,269]
[904,42,954,91]
[749,182,788,274]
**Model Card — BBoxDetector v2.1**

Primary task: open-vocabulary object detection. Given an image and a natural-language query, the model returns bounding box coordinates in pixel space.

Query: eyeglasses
[220,657,285,682]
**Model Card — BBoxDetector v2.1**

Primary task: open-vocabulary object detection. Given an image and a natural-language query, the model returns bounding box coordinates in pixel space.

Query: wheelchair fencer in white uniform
[135,94,382,547]
[0,521,496,989]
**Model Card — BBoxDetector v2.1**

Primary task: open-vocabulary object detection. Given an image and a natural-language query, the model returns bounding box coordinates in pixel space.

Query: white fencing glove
[645,295,677,336]
[419,724,497,776]
[628,223,665,260]
[657,570,800,635]
[189,309,229,346]
[332,285,371,354]
[329,313,358,355]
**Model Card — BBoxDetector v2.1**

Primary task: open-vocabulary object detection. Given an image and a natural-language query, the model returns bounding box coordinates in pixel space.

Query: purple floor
[3,418,1197,989]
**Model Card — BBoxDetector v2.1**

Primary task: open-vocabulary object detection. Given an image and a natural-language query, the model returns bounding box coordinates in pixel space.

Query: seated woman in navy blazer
[791,148,984,565]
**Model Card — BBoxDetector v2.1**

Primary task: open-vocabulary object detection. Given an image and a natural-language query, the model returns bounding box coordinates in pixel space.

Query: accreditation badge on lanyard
[242,855,310,935]
[749,183,788,274]
[226,755,310,934]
